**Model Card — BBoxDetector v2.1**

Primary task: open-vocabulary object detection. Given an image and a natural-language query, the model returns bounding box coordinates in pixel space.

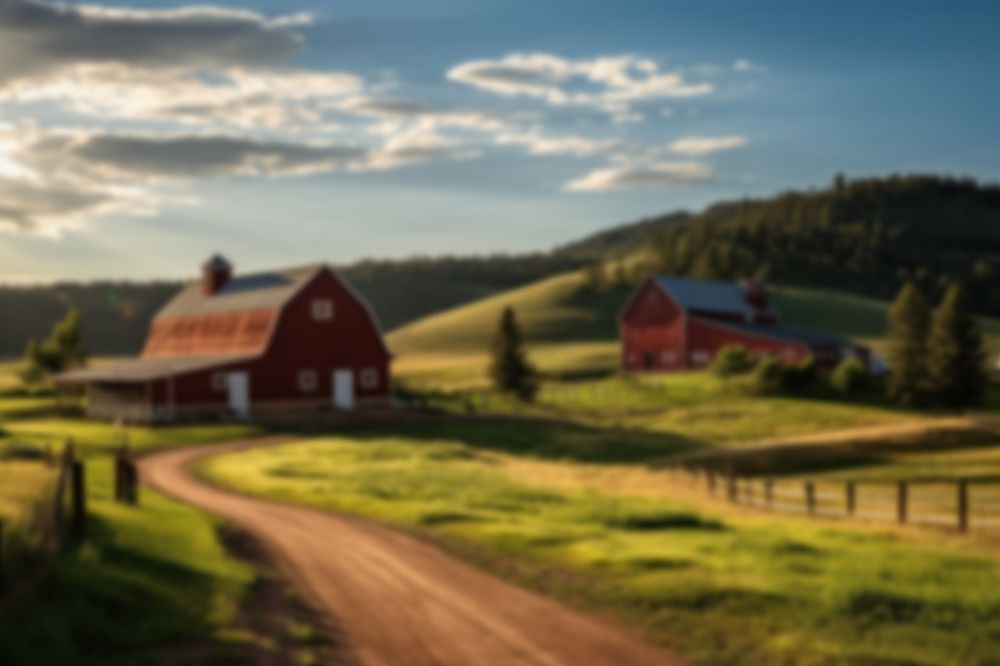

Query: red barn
[57,255,391,422]
[620,276,866,373]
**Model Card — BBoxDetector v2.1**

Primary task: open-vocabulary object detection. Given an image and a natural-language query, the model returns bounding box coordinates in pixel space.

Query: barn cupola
[741,280,769,311]
[202,254,232,296]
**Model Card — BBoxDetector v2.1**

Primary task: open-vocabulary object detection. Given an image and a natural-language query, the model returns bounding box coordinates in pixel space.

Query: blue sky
[0,0,997,281]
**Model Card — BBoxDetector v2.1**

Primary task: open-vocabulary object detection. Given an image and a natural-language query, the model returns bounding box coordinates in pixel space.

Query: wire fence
[663,466,1000,532]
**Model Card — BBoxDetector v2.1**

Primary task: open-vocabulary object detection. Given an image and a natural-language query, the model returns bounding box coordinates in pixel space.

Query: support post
[846,481,856,517]
[957,479,969,533]
[764,479,774,508]
[71,461,86,541]
[727,474,738,503]
[805,481,816,515]
[707,471,716,495]
[897,481,908,524]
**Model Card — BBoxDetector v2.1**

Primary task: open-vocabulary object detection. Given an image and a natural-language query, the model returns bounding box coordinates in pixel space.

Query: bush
[780,355,818,390]
[831,357,869,394]
[751,357,785,394]
[711,345,757,377]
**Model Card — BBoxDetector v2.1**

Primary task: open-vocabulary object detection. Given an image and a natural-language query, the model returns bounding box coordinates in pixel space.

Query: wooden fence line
[666,466,999,533]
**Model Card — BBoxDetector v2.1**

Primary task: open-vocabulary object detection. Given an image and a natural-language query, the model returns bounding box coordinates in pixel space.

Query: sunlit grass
[201,433,1000,666]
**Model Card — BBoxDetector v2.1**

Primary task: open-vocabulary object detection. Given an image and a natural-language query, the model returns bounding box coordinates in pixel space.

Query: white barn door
[227,372,250,419]
[332,369,355,410]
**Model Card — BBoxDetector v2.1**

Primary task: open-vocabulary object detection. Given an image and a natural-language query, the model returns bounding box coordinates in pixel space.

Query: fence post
[764,479,774,508]
[846,481,856,517]
[897,481,908,524]
[805,481,816,515]
[957,478,969,532]
[71,461,86,541]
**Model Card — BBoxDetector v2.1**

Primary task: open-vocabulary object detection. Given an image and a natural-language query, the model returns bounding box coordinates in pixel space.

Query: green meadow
[200,429,1000,666]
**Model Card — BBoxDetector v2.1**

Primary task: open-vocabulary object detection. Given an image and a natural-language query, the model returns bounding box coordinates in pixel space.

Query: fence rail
[665,466,1000,533]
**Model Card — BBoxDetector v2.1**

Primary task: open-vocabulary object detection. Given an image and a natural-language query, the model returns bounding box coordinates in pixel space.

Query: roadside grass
[0,457,257,665]
[200,433,1000,666]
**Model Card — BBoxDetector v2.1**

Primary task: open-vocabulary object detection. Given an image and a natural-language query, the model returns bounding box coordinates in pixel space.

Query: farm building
[620,276,867,373]
[56,255,391,422]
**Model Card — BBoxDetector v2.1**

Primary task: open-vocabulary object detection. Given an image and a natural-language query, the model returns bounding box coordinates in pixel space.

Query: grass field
[200,429,1000,666]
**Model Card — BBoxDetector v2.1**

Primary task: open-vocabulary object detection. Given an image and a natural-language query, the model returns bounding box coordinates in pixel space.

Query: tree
[831,357,868,394]
[21,308,88,384]
[924,283,986,408]
[489,307,537,401]
[887,283,930,405]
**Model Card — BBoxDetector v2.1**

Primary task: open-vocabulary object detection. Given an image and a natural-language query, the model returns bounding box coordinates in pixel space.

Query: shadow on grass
[0,513,233,666]
[284,416,707,465]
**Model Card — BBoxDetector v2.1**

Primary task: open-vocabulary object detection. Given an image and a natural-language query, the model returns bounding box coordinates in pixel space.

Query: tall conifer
[887,283,930,405]
[925,283,986,408]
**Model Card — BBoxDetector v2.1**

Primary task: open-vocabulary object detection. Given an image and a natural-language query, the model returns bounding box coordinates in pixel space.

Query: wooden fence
[663,466,1000,533]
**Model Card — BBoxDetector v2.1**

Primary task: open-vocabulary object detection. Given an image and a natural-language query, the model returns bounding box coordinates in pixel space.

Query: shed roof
[654,276,772,318]
[693,316,850,348]
[155,264,324,319]
[55,354,254,384]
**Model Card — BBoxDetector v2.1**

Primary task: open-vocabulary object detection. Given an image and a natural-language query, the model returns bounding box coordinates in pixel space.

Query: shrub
[831,357,869,394]
[711,345,757,377]
[751,357,784,394]
[780,355,818,390]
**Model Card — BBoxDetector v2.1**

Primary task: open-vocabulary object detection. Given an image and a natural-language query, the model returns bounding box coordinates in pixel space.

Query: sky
[0,0,998,282]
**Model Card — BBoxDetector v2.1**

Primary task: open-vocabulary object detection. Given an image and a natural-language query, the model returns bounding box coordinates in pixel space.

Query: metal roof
[654,276,773,318]
[54,354,254,384]
[693,316,850,348]
[155,264,324,319]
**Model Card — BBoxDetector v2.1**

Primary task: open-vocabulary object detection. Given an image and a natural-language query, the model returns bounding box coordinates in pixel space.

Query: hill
[387,268,1000,359]
[650,175,1000,314]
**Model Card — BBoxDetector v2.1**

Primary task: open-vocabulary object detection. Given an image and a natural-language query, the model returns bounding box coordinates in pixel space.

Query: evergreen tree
[887,283,931,405]
[924,283,986,408]
[489,307,537,401]
[20,308,88,384]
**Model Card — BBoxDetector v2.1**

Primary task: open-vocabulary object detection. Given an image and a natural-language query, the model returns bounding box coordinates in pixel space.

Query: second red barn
[620,276,867,373]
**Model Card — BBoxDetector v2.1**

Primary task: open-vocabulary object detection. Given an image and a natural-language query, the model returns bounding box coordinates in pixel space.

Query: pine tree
[924,283,986,408]
[489,307,537,401]
[886,283,930,405]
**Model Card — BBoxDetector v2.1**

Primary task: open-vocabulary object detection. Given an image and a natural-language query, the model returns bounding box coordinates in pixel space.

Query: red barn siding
[620,281,687,371]
[685,319,811,368]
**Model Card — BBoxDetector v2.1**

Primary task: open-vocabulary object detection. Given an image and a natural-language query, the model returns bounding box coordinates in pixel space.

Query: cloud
[0,1,308,88]
[447,52,713,121]
[667,135,747,156]
[563,161,713,192]
[495,131,622,157]
[0,126,481,234]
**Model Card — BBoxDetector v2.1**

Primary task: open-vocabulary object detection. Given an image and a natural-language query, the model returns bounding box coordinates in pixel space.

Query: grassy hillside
[388,268,1000,360]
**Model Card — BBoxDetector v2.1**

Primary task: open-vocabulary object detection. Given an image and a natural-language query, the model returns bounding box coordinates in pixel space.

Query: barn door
[332,369,355,410]
[227,372,250,419]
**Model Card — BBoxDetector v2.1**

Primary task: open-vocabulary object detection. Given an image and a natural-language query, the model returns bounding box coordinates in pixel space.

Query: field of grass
[200,429,1000,666]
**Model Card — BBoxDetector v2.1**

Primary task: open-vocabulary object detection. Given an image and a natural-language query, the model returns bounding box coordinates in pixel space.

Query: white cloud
[563,161,713,192]
[667,135,747,156]
[733,58,767,74]
[447,52,713,120]
[495,131,622,157]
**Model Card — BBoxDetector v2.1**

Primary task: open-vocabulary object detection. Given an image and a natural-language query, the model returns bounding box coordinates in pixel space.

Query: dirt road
[139,438,686,666]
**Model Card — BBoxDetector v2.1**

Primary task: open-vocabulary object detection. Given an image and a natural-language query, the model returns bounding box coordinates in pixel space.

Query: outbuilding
[56,255,391,422]
[620,276,867,373]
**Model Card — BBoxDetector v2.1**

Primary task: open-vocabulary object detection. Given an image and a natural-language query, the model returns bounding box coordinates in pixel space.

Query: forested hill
[2,174,999,357]
[650,175,1000,312]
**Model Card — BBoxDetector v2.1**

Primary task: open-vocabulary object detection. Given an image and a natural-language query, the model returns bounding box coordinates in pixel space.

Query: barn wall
[620,280,687,372]
[158,268,391,413]
[685,319,812,369]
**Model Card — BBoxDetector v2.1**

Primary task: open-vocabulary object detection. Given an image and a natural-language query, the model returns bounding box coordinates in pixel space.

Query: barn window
[312,299,335,321]
[297,369,318,393]
[690,350,710,365]
[360,368,379,389]
[212,372,227,392]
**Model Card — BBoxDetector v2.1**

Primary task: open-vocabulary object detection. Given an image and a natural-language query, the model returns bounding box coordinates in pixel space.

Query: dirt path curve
[139,437,687,666]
